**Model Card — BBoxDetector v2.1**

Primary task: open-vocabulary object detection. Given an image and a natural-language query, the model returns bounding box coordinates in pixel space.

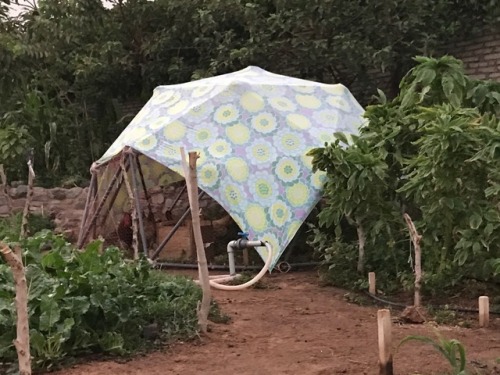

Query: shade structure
[96,66,365,269]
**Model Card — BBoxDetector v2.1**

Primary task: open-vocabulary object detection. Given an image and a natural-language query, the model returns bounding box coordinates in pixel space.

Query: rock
[11,185,28,198]
[148,186,162,195]
[11,181,25,188]
[0,205,10,216]
[401,306,427,324]
[66,187,83,199]
[74,198,87,210]
[151,193,164,205]
[50,188,67,200]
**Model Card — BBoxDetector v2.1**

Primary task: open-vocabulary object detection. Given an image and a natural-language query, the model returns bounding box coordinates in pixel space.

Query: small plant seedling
[398,332,468,375]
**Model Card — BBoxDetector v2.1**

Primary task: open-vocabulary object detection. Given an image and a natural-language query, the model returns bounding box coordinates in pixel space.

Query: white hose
[195,242,273,290]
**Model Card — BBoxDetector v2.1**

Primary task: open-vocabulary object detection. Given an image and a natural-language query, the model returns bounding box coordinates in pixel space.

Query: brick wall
[443,28,500,81]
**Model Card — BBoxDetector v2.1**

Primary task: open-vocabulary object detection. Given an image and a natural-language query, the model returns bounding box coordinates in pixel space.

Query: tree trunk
[346,215,366,273]
[20,160,35,239]
[180,148,212,334]
[403,213,422,307]
[0,243,31,375]
[0,164,12,213]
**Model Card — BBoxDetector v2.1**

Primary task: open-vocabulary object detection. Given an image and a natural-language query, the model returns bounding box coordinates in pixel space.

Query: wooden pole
[129,154,148,256]
[20,158,35,239]
[0,164,12,213]
[77,171,97,246]
[180,148,211,334]
[479,296,489,328]
[403,213,422,307]
[135,154,157,241]
[79,161,125,248]
[369,272,376,295]
[0,242,31,375]
[121,158,139,260]
[377,309,393,375]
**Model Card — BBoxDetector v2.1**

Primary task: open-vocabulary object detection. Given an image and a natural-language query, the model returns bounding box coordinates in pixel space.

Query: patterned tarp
[96,66,365,268]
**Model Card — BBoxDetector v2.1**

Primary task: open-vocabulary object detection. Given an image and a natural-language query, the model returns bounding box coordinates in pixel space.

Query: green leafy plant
[398,333,468,375]
[0,231,207,372]
[309,55,500,295]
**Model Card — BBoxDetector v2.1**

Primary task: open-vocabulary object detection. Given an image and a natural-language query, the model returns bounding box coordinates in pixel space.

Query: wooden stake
[0,164,12,213]
[121,158,139,260]
[180,148,211,334]
[479,296,489,328]
[369,272,376,295]
[403,213,422,307]
[20,159,35,239]
[377,309,393,375]
[0,242,31,375]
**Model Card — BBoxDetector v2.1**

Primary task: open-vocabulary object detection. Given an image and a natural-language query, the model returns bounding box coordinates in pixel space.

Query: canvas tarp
[96,66,365,268]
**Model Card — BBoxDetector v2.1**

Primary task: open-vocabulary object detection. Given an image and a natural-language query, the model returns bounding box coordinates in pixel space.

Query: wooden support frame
[128,153,148,257]
[77,171,97,246]
[135,154,157,241]
[78,157,125,248]
[150,190,205,260]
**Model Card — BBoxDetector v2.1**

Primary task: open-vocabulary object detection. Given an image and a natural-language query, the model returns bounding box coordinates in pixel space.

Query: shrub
[0,231,204,371]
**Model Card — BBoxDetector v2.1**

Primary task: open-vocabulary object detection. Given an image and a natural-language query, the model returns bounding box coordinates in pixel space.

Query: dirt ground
[54,271,500,375]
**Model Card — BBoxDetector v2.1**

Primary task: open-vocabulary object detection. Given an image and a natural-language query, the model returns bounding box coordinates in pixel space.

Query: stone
[0,205,10,216]
[11,185,28,199]
[11,181,25,188]
[66,187,83,199]
[151,193,164,205]
[400,306,427,324]
[50,188,67,200]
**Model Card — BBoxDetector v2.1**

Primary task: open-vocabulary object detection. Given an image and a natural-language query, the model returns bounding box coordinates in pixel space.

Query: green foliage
[398,333,468,375]
[1,1,498,184]
[0,212,55,241]
[310,56,500,295]
[0,231,204,371]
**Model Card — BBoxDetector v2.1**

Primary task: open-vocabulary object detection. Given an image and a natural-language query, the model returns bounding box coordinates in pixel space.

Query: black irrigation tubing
[363,291,500,315]
[154,261,321,272]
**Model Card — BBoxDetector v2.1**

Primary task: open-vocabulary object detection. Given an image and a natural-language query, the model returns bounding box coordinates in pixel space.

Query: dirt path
[55,271,500,375]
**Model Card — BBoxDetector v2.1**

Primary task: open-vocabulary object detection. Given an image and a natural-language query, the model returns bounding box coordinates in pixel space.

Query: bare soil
[54,271,500,375]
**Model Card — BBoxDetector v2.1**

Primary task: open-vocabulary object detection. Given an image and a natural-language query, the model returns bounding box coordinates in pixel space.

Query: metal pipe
[227,242,236,276]
[154,261,321,271]
[155,262,263,271]
[150,190,205,260]
[129,154,148,256]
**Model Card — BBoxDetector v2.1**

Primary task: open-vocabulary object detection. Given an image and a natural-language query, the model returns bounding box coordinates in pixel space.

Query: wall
[443,29,500,81]
[0,185,88,241]
[0,183,227,254]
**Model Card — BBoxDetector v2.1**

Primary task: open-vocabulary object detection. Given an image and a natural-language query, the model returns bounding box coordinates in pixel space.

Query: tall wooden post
[180,148,211,334]
[0,243,31,375]
[377,309,393,375]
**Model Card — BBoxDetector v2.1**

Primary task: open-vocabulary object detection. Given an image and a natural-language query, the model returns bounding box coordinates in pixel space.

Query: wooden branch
[0,242,31,375]
[121,158,139,260]
[346,215,365,273]
[180,148,211,334]
[403,213,422,307]
[0,164,12,213]
[20,161,35,239]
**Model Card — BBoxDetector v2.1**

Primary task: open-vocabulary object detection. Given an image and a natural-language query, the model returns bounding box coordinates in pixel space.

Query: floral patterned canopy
[97,66,365,268]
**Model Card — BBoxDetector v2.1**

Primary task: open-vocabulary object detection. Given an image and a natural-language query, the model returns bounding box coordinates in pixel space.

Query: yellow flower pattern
[96,66,364,269]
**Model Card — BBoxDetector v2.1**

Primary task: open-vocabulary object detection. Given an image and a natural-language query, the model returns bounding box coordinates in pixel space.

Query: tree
[310,56,500,293]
